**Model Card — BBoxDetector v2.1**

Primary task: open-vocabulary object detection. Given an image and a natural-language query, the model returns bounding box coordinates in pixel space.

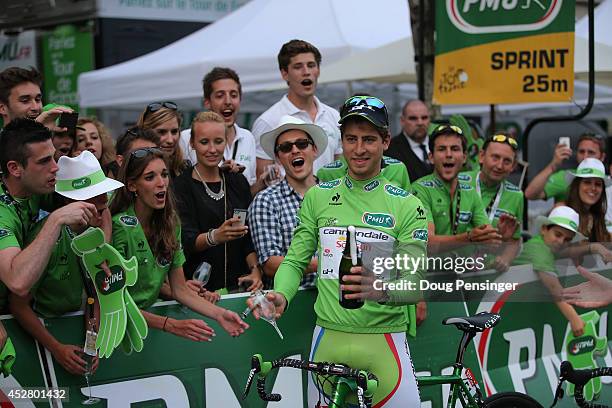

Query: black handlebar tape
[256,378,281,402]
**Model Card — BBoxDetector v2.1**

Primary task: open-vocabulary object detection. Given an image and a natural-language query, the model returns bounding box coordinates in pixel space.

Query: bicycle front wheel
[482,392,543,408]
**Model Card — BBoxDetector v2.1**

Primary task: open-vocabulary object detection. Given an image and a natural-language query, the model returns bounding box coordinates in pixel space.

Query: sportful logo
[384,184,408,197]
[447,0,562,34]
[362,212,395,229]
[72,177,92,189]
[568,336,595,356]
[364,180,380,192]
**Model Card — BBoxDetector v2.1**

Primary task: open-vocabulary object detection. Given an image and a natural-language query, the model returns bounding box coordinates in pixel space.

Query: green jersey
[412,173,489,236]
[112,206,186,309]
[459,170,524,239]
[28,222,85,317]
[513,234,557,275]
[544,169,572,202]
[0,183,43,311]
[317,156,411,191]
[274,173,428,335]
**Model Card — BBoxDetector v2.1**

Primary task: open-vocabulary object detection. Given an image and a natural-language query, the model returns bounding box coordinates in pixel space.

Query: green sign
[41,25,94,111]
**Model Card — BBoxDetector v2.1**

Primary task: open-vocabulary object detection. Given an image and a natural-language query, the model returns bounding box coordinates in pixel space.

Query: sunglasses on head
[431,124,463,136]
[275,138,314,154]
[144,101,178,117]
[490,134,518,149]
[344,96,385,109]
[130,147,162,159]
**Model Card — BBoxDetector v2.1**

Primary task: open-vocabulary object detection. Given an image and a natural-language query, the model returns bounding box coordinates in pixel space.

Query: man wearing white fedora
[248,115,327,286]
[10,150,123,376]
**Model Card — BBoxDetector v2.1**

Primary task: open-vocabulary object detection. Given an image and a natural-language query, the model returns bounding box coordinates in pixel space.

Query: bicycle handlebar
[551,361,612,408]
[243,354,378,408]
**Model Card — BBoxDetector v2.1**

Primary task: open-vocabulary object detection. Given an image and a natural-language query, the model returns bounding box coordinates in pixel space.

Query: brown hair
[566,178,610,242]
[277,39,322,72]
[77,117,117,166]
[109,148,179,261]
[202,67,241,100]
[0,67,42,103]
[577,133,606,155]
[137,106,186,178]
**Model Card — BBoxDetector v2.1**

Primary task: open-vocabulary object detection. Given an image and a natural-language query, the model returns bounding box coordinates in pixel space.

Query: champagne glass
[182,262,212,313]
[82,322,100,405]
[242,290,284,339]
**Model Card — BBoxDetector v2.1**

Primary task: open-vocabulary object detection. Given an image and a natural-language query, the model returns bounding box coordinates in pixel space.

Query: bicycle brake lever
[243,355,263,399]
[550,379,565,408]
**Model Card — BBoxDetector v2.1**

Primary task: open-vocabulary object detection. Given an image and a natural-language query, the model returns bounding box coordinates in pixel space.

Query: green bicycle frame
[417,364,481,408]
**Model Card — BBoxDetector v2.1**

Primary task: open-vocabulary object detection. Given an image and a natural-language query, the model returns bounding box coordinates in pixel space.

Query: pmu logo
[96,265,125,294]
[447,0,563,34]
[568,336,595,356]
[362,212,395,229]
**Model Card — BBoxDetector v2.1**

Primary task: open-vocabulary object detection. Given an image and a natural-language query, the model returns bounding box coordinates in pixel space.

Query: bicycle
[243,311,543,407]
[551,360,612,408]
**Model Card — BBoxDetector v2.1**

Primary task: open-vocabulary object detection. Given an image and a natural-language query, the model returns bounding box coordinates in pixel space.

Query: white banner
[97,0,249,22]
[0,30,37,72]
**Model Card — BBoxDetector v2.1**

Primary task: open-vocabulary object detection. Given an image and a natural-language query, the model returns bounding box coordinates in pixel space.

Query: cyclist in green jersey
[249,96,425,407]
[459,133,523,272]
[525,133,605,203]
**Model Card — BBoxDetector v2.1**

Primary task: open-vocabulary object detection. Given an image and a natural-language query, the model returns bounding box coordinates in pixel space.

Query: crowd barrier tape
[0,267,610,407]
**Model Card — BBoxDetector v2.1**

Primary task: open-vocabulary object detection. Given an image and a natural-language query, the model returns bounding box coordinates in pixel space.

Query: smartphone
[58,112,79,131]
[559,137,571,148]
[232,209,247,227]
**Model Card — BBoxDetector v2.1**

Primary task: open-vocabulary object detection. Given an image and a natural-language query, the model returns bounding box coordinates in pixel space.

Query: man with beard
[0,67,71,129]
[179,67,261,190]
[0,119,96,373]
[386,99,433,182]
[248,115,327,286]
[252,40,341,178]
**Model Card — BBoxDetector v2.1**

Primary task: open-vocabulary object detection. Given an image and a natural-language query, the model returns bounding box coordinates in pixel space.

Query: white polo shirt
[179,123,257,185]
[251,95,342,173]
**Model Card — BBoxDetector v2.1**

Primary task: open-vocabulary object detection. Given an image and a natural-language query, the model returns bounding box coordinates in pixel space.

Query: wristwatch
[377,288,391,305]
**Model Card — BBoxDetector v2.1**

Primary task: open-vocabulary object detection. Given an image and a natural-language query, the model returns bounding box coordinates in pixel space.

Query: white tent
[77,0,411,109]
[575,0,612,86]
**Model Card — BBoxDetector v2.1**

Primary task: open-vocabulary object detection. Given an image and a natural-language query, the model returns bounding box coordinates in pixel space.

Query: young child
[513,206,586,336]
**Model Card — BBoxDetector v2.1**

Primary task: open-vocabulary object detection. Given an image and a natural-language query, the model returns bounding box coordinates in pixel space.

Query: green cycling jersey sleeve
[274,173,427,334]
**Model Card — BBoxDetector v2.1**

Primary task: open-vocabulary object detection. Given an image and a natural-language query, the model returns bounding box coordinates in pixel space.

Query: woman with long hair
[174,111,263,293]
[563,158,612,263]
[136,101,188,178]
[109,147,248,340]
[75,117,119,177]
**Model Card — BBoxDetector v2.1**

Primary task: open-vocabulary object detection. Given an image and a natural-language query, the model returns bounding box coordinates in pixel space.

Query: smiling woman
[173,111,262,294]
[137,102,188,178]
[76,117,118,178]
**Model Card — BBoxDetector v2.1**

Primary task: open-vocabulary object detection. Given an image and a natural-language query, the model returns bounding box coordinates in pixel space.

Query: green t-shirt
[0,183,43,311]
[513,234,557,275]
[544,169,572,202]
[317,156,411,191]
[28,222,86,317]
[112,206,186,309]
[274,173,428,335]
[459,170,524,239]
[412,173,489,236]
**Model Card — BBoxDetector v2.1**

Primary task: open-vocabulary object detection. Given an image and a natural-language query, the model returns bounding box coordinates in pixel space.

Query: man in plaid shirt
[248,115,329,288]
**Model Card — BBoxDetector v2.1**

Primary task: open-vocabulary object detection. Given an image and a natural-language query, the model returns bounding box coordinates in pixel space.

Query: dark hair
[202,67,242,100]
[428,125,467,153]
[577,132,606,154]
[115,127,160,157]
[0,67,42,103]
[109,149,179,261]
[0,118,51,174]
[482,131,517,157]
[566,177,610,242]
[278,39,322,72]
[340,115,388,140]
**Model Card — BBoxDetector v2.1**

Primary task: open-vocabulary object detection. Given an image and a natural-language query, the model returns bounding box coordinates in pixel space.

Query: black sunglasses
[130,147,162,159]
[144,101,178,117]
[275,138,314,154]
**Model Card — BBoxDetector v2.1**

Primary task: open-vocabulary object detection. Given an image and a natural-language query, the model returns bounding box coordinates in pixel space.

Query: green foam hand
[450,114,481,171]
[563,310,608,401]
[123,290,148,353]
[71,227,140,358]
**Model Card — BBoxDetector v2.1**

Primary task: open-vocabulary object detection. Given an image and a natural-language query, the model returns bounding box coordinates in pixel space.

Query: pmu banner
[434,0,575,104]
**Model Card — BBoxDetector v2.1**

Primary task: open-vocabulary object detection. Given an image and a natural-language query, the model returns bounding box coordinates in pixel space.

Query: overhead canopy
[77,0,411,109]
[574,0,612,86]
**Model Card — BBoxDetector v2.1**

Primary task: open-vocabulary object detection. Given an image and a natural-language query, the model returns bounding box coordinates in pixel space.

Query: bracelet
[162,316,169,332]
[467,230,473,242]
[206,229,218,247]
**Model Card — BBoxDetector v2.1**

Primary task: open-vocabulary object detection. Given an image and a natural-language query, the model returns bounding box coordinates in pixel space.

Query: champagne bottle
[339,226,363,309]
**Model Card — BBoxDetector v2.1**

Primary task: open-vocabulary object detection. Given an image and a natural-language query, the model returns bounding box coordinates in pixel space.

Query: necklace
[194,165,224,201]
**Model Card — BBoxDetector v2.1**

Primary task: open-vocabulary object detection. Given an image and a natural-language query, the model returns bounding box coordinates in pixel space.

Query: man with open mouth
[252,39,342,180]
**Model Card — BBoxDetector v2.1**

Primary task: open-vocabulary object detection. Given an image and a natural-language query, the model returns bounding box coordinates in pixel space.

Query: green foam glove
[71,227,140,358]
[124,290,147,353]
[450,114,481,171]
[563,310,608,401]
[0,337,16,377]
